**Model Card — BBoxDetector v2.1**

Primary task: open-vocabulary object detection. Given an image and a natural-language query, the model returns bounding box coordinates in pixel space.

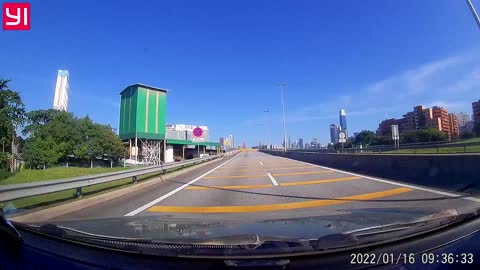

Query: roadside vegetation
[332,128,479,154]
[333,128,450,150]
[0,166,130,186]
[0,162,195,215]
[0,79,126,183]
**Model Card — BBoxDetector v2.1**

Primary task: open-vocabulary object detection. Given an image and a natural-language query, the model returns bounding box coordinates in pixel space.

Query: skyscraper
[339,109,348,137]
[53,70,69,111]
[329,124,340,144]
[299,138,304,149]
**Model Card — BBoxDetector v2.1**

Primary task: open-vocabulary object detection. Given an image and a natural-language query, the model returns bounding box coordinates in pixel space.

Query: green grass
[446,137,480,145]
[0,166,130,186]
[1,161,205,215]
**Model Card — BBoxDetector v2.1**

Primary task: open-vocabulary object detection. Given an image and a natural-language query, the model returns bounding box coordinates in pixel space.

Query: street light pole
[276,83,288,152]
[264,109,270,149]
[466,0,480,30]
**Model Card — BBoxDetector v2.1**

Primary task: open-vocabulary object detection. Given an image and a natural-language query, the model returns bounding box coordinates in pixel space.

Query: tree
[73,117,102,168]
[98,124,125,161]
[23,136,65,169]
[460,130,474,139]
[353,130,376,146]
[371,136,393,146]
[474,113,480,137]
[22,110,124,168]
[400,128,448,143]
[23,110,79,163]
[22,109,58,136]
[0,79,26,154]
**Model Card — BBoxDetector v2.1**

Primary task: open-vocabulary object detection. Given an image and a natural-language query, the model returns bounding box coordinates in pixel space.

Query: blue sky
[1,0,480,146]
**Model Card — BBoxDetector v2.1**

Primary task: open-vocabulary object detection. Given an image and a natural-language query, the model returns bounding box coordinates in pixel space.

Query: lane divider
[147,187,413,213]
[280,176,360,186]
[267,173,279,186]
[185,176,361,190]
[272,170,331,177]
[186,184,273,190]
[283,158,480,203]
[214,166,316,172]
[124,153,241,216]
[203,174,268,179]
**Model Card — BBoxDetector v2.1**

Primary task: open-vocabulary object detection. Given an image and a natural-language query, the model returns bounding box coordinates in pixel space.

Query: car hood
[32,208,439,240]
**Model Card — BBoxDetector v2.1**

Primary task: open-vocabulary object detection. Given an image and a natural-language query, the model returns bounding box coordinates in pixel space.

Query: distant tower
[53,70,69,111]
[339,109,348,136]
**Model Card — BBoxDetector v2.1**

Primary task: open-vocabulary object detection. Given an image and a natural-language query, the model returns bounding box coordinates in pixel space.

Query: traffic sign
[193,127,203,137]
[338,132,346,143]
[391,125,399,140]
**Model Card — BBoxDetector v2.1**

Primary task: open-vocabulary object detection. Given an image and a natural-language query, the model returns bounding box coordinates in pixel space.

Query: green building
[119,84,167,165]
[119,83,222,164]
[119,83,167,141]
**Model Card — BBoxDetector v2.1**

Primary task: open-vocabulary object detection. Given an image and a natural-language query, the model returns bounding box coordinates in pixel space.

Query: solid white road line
[124,153,241,216]
[267,173,279,186]
[259,161,264,166]
[280,157,480,203]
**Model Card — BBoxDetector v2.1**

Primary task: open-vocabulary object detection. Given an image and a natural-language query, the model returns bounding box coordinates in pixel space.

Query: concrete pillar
[163,139,166,162]
[129,139,132,159]
[165,145,174,163]
[134,136,138,163]
[182,145,185,160]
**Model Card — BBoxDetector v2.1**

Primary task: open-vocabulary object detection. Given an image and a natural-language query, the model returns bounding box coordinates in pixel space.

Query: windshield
[1,0,480,257]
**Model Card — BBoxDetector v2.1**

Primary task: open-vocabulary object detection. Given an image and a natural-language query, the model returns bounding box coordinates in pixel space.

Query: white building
[166,124,209,141]
[53,70,69,111]
[455,112,471,127]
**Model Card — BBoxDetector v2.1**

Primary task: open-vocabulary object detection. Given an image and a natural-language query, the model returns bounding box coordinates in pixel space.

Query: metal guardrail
[0,154,228,203]
[282,141,480,154]
[341,141,480,153]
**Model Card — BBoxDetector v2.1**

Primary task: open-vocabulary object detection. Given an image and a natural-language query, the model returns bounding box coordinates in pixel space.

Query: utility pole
[264,109,270,149]
[276,83,287,152]
[11,124,15,172]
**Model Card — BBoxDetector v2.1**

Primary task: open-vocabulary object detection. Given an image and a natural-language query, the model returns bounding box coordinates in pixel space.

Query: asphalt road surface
[52,151,480,223]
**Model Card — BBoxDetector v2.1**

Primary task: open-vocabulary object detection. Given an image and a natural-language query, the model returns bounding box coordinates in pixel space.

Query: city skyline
[2,1,480,146]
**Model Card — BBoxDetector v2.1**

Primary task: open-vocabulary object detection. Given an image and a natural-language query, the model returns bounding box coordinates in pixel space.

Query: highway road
[49,151,480,226]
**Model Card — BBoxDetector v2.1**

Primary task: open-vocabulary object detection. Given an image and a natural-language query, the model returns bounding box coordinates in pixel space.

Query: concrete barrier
[262,150,480,193]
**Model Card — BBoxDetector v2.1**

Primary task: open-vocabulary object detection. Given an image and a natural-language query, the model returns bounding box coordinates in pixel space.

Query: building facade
[399,111,415,131]
[119,84,168,165]
[474,100,480,126]
[339,109,348,136]
[298,138,304,149]
[166,124,209,141]
[456,112,471,127]
[377,118,399,137]
[432,106,450,134]
[53,70,69,111]
[330,124,340,144]
[413,105,427,129]
[378,105,460,141]
[448,113,460,140]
